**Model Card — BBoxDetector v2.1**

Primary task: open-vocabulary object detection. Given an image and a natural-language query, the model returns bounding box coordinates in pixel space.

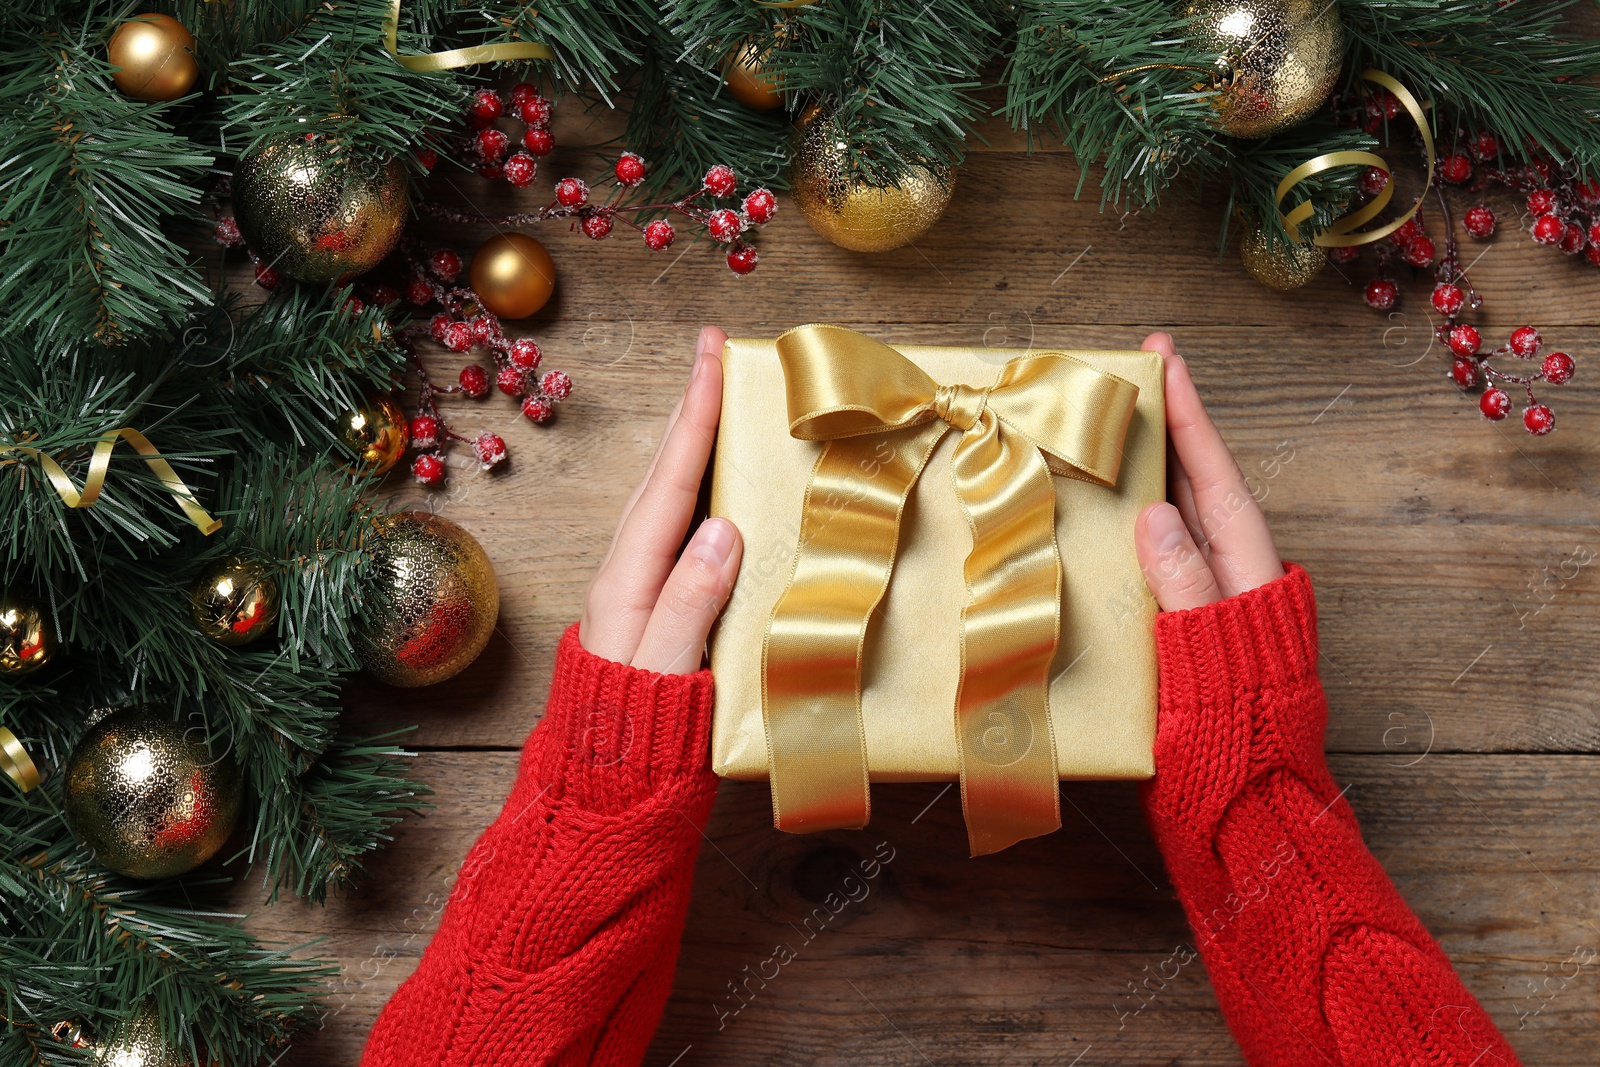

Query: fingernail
[690,518,736,565]
[1148,504,1189,556]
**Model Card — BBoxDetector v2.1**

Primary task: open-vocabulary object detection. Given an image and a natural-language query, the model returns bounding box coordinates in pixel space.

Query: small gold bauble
[790,117,955,252]
[107,13,198,102]
[358,511,499,687]
[189,558,279,647]
[724,42,784,111]
[1240,222,1326,290]
[1183,0,1344,138]
[469,233,557,319]
[63,706,242,881]
[94,1004,191,1067]
[0,593,52,676]
[232,140,409,284]
[337,393,410,476]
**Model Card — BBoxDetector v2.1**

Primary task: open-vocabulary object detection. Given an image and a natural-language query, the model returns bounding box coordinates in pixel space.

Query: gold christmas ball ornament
[107,13,198,102]
[0,593,52,676]
[1239,221,1326,290]
[1183,0,1344,138]
[724,42,784,111]
[62,706,242,881]
[336,393,410,476]
[91,1004,191,1067]
[358,512,499,687]
[189,558,279,647]
[469,233,557,320]
[232,140,409,285]
[790,117,955,253]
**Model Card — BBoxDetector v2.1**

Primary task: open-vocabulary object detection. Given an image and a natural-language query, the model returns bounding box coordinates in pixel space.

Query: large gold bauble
[0,593,52,675]
[107,13,198,102]
[63,706,242,881]
[1239,221,1326,290]
[94,1004,191,1067]
[232,140,409,284]
[724,42,783,111]
[469,233,557,319]
[357,512,499,687]
[1183,0,1344,138]
[790,117,954,252]
[336,393,410,476]
[189,558,279,647]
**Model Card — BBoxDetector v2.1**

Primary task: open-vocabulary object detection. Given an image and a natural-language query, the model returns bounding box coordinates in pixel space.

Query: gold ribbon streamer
[1278,70,1435,248]
[762,325,1139,856]
[0,727,40,793]
[384,0,553,71]
[1,429,221,536]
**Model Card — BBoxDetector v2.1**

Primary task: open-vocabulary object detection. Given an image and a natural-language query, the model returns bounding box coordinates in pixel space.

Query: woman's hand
[1133,333,1284,611]
[579,326,743,674]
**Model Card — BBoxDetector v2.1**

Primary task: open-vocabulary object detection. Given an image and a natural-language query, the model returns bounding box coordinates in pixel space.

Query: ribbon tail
[0,727,40,793]
[385,0,553,70]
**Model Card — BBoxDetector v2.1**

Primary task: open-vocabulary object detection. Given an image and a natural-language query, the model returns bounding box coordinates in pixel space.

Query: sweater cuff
[1155,562,1320,712]
[523,624,716,816]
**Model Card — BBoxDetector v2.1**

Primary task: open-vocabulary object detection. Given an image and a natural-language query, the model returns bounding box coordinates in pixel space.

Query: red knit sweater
[360,565,1519,1067]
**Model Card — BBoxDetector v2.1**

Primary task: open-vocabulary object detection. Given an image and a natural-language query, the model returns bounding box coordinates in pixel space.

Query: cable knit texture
[1143,563,1520,1066]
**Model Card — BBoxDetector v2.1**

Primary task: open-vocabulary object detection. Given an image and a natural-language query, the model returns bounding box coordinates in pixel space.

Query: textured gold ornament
[0,594,52,676]
[337,393,410,476]
[232,140,409,284]
[108,13,198,102]
[94,1004,192,1067]
[1239,220,1326,290]
[724,42,783,110]
[469,233,557,319]
[189,558,279,647]
[1183,0,1344,138]
[63,706,242,881]
[790,117,954,252]
[358,512,499,687]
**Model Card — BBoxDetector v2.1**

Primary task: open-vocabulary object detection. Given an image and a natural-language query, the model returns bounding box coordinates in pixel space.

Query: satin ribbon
[762,325,1139,856]
[0,727,39,793]
[1278,70,1435,248]
[1,428,221,535]
[384,0,553,71]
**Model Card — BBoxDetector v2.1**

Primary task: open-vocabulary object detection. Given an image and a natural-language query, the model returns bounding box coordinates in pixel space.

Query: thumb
[1136,502,1221,612]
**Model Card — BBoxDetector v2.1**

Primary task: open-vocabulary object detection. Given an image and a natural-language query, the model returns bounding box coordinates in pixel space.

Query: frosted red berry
[1463,205,1496,238]
[476,127,510,163]
[1390,217,1423,246]
[470,89,503,124]
[522,127,555,156]
[1523,404,1555,436]
[1542,351,1574,384]
[409,415,440,450]
[518,94,552,127]
[703,164,738,198]
[473,432,508,470]
[1469,130,1499,162]
[1450,359,1477,388]
[1402,236,1436,267]
[707,208,742,244]
[538,369,572,400]
[1576,179,1600,206]
[214,217,243,247]
[253,261,280,289]
[1587,243,1600,268]
[503,152,537,187]
[582,213,613,240]
[742,188,777,225]
[1431,283,1465,317]
[1359,166,1389,196]
[1363,277,1398,310]
[727,243,760,275]
[1447,323,1481,357]
[509,82,536,105]
[614,152,647,187]
[343,295,365,318]
[412,453,445,486]
[1532,215,1565,246]
[496,365,526,396]
[442,321,474,353]
[428,312,452,342]
[521,396,554,422]
[508,339,542,370]
[429,248,463,281]
[555,177,588,208]
[1327,245,1360,265]
[370,283,401,307]
[1509,326,1541,357]
[1560,222,1587,254]
[1440,153,1473,185]
[406,275,434,305]
[643,219,675,251]
[1527,189,1556,216]
[414,147,438,172]
[1479,388,1511,420]
[468,314,496,344]
[458,364,490,398]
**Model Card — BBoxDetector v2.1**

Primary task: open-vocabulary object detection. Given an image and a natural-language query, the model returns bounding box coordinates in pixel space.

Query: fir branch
[1227,119,1376,251]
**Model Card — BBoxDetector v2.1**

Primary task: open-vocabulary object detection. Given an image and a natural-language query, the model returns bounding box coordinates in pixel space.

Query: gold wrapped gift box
[708,326,1165,854]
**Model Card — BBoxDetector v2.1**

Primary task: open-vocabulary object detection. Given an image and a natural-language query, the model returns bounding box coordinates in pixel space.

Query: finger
[1162,352,1282,597]
[1136,502,1222,612]
[631,518,743,674]
[1143,334,1208,553]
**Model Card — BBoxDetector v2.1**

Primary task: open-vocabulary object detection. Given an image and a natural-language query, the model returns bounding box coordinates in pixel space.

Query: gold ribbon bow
[762,325,1139,856]
[0,727,40,793]
[384,0,553,71]
[1,428,221,536]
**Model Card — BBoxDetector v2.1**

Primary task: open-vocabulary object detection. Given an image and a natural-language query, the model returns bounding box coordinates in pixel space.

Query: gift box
[708,325,1165,855]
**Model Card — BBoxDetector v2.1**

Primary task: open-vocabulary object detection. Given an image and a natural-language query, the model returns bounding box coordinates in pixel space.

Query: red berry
[1586,243,1600,268]
[581,213,613,240]
[1328,245,1360,265]
[1450,358,1478,388]
[1390,217,1424,246]
[1479,388,1511,420]
[538,369,572,400]
[412,453,445,486]
[1576,179,1600,206]
[370,283,401,307]
[428,312,452,341]
[409,415,440,450]
[1363,277,1398,310]
[521,395,554,422]
[468,314,496,344]
[517,94,552,127]
[643,219,675,251]
[477,162,504,181]
[555,177,588,207]
[1359,166,1389,196]
[496,365,526,396]
[429,248,463,282]
[508,339,542,370]
[522,127,555,156]
[1532,214,1564,246]
[473,432,508,470]
[343,295,365,318]
[1431,283,1465,317]
[458,364,490,398]
[1526,189,1556,215]
[1402,236,1436,267]
[1523,403,1555,436]
[414,146,438,172]
[703,164,738,198]
[1469,130,1499,162]
[509,83,537,106]
[614,152,647,187]
[1591,222,1600,247]
[214,217,243,247]
[1448,323,1481,357]
[742,188,777,225]
[405,275,434,306]
[1509,326,1542,357]
[1366,89,1402,122]
[1560,222,1587,255]
[470,89,504,123]
[1527,157,1554,183]
[253,261,279,289]
[476,127,510,164]
[707,208,742,244]
[503,152,537,187]
[1463,205,1496,238]
[727,243,760,275]
[1440,153,1473,185]
[442,321,474,353]
[1542,351,1574,384]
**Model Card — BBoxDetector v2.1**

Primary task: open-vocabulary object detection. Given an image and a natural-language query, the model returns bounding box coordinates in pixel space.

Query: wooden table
[247,89,1600,1067]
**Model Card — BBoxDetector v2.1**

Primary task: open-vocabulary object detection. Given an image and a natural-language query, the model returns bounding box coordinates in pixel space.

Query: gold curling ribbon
[0,727,39,793]
[1278,69,1435,248]
[1,428,221,536]
[763,325,1139,856]
[384,0,553,70]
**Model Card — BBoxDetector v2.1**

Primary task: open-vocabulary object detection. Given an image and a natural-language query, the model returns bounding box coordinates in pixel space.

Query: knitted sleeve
[360,624,718,1067]
[1143,564,1521,1067]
